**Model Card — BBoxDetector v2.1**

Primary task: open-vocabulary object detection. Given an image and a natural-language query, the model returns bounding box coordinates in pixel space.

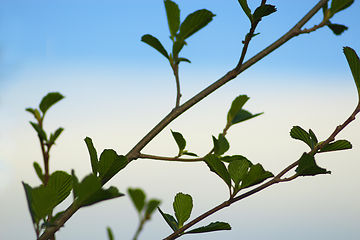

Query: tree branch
[138,153,203,162]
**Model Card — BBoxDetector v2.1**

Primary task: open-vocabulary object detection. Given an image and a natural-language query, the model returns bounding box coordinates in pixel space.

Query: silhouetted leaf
[128,188,146,213]
[84,137,98,176]
[178,9,215,41]
[141,34,169,60]
[319,140,352,152]
[48,127,64,145]
[221,155,250,163]
[185,221,231,234]
[39,92,64,115]
[253,4,276,21]
[173,192,193,228]
[237,0,252,21]
[164,0,180,40]
[330,0,354,16]
[327,22,348,35]
[296,153,330,176]
[290,126,312,149]
[107,227,114,240]
[231,109,263,125]
[30,122,47,142]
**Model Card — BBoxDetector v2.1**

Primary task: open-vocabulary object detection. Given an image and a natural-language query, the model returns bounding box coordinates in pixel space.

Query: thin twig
[138,153,204,162]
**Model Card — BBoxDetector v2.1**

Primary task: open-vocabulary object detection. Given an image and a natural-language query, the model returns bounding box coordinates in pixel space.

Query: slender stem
[173,64,181,108]
[139,153,204,162]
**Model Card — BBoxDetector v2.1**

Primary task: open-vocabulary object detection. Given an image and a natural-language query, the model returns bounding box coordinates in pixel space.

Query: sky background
[0,0,360,239]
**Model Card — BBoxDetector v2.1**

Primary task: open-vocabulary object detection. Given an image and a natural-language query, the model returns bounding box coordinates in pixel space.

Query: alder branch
[38,1,329,239]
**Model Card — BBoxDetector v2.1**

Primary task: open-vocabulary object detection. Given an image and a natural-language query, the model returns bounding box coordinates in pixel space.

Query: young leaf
[212,134,229,156]
[39,92,64,115]
[330,0,354,17]
[221,155,250,163]
[296,153,331,176]
[22,182,58,224]
[173,192,193,228]
[343,47,360,99]
[48,127,64,145]
[30,122,47,142]
[204,154,231,188]
[145,199,161,220]
[158,207,179,232]
[84,137,99,176]
[227,95,249,125]
[231,109,263,125]
[252,4,277,22]
[141,34,169,60]
[171,130,186,155]
[178,9,215,41]
[164,0,180,40]
[185,221,231,234]
[33,162,45,184]
[228,159,250,187]
[241,164,274,189]
[182,151,198,157]
[47,171,72,205]
[319,140,352,152]
[326,23,348,35]
[308,129,318,149]
[81,186,124,207]
[290,126,312,149]
[107,227,114,240]
[237,0,252,21]
[128,188,146,213]
[98,149,128,184]
[172,40,186,59]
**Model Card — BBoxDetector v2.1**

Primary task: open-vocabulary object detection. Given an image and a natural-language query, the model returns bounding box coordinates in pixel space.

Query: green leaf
[308,129,318,149]
[290,126,312,149]
[330,0,354,16]
[128,188,146,213]
[158,207,179,232]
[237,0,252,21]
[176,57,191,64]
[81,186,124,207]
[172,40,185,58]
[241,164,274,189]
[171,130,186,155]
[30,122,47,142]
[141,34,169,60]
[296,153,331,176]
[182,151,198,157]
[212,134,229,156]
[33,162,45,184]
[231,109,263,125]
[47,171,72,205]
[343,47,360,99]
[227,95,249,125]
[326,23,348,35]
[204,154,231,188]
[178,9,215,41]
[84,137,99,176]
[98,149,128,184]
[185,221,231,234]
[39,92,64,115]
[145,199,161,220]
[252,4,277,22]
[164,0,180,40]
[26,108,42,122]
[72,172,124,207]
[22,182,58,224]
[319,140,352,152]
[48,127,64,145]
[173,192,193,228]
[107,227,114,240]
[221,155,250,163]
[228,159,250,187]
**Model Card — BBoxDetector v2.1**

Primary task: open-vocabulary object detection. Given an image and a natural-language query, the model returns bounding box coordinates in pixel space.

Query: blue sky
[0,1,360,240]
